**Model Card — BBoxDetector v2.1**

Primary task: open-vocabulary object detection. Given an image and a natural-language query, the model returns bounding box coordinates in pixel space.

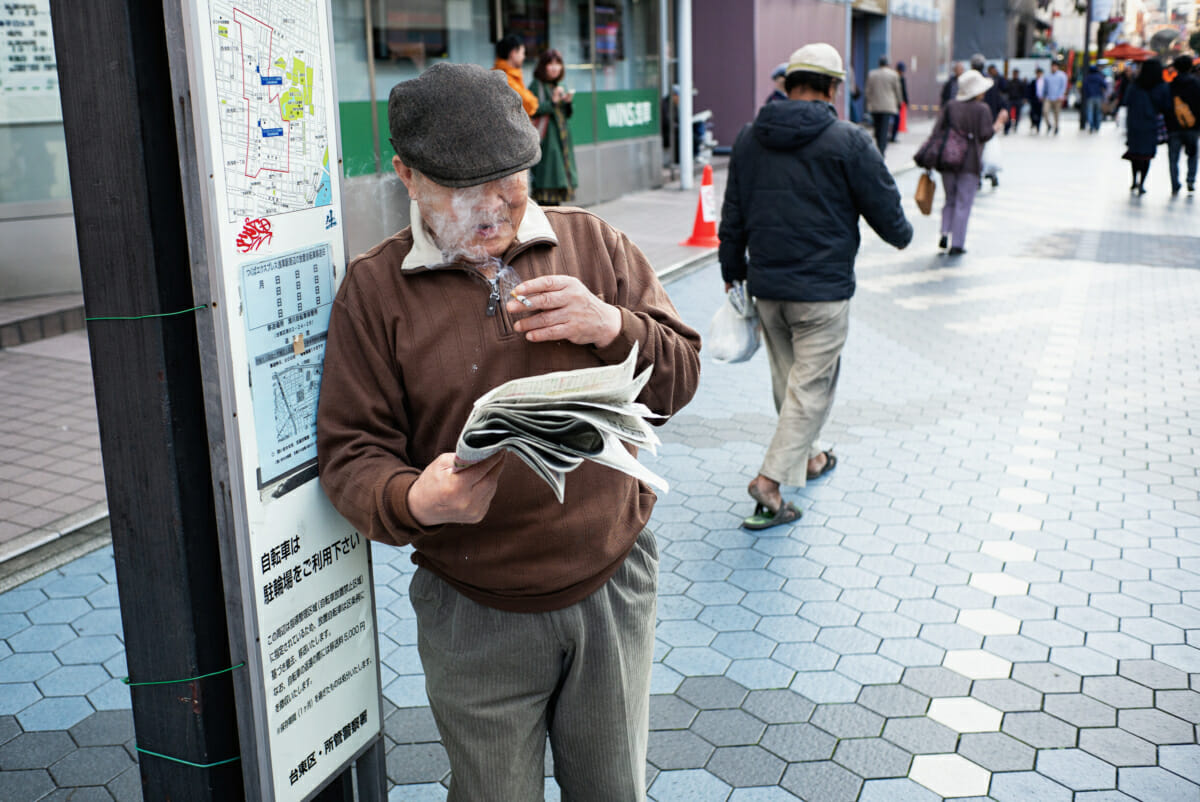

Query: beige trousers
[756,298,850,487]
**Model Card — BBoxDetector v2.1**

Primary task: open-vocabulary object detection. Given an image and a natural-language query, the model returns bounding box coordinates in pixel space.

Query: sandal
[806,450,837,481]
[742,501,802,531]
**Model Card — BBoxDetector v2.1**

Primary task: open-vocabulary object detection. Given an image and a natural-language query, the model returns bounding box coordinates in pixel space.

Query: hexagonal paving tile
[909,753,991,798]
[927,697,1003,733]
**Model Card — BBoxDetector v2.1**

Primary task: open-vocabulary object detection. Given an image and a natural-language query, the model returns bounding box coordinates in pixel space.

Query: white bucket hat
[786,43,846,81]
[956,69,994,101]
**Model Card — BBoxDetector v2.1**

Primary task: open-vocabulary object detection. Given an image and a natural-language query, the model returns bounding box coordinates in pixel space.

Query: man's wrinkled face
[393,156,528,262]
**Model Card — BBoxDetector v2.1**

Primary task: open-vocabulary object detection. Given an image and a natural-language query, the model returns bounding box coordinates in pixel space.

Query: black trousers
[871,113,893,154]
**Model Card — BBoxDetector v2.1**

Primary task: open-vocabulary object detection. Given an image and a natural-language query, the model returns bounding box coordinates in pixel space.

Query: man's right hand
[407,452,505,527]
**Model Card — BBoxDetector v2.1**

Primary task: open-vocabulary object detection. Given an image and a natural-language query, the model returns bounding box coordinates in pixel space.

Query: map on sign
[210,1,333,222]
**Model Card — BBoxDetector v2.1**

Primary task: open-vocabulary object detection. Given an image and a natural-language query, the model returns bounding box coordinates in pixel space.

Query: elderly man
[718,43,912,530]
[865,55,904,154]
[317,63,701,799]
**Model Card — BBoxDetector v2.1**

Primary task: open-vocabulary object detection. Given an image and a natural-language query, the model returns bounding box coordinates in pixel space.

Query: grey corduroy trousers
[409,528,659,801]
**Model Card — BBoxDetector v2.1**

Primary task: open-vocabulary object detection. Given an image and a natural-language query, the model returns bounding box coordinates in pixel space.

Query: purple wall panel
[892,18,940,114]
[693,0,758,147]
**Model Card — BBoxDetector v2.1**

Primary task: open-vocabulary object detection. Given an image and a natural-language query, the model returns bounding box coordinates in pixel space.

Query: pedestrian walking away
[1005,68,1026,133]
[941,62,964,108]
[1028,67,1045,133]
[528,48,578,205]
[1121,60,1172,195]
[1043,62,1068,134]
[1165,55,1200,195]
[935,69,997,255]
[1082,64,1108,133]
[891,61,910,142]
[765,62,788,104]
[718,42,912,531]
[316,63,701,801]
[865,55,904,155]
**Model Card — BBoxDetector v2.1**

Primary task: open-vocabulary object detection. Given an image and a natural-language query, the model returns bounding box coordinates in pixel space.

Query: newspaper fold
[454,343,668,502]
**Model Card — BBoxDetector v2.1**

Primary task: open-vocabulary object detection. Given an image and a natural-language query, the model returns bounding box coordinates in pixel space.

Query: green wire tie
[85,304,210,322]
[122,661,245,687]
[124,662,246,768]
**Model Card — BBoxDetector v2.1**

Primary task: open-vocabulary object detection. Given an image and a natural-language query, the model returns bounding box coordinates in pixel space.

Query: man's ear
[392,155,416,194]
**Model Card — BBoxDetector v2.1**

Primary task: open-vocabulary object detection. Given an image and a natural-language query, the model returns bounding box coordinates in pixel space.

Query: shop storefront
[1,0,665,300]
[333,0,665,256]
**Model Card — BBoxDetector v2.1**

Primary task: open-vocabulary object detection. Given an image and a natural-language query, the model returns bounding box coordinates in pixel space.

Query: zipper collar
[401,199,558,271]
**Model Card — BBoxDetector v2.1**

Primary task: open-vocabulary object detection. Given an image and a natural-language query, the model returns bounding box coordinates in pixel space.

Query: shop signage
[0,0,61,123]
[571,88,660,144]
[178,0,381,799]
[852,0,890,15]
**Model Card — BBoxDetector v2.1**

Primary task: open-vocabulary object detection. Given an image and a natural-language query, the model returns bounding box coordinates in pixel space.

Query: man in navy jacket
[718,42,912,531]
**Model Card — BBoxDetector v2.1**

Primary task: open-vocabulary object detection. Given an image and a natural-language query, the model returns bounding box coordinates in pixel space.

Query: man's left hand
[507,275,622,347]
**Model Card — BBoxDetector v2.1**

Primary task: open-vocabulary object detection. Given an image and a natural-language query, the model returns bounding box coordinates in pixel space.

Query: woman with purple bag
[932,69,996,256]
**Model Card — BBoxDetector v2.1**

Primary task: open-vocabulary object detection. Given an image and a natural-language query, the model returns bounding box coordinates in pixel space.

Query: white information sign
[182,1,381,799]
[0,0,62,124]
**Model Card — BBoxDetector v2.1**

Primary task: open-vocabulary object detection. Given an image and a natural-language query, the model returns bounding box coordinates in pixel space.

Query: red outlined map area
[210,1,331,222]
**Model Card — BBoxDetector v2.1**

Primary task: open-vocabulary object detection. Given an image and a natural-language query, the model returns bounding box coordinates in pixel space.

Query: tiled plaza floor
[2,120,1199,800]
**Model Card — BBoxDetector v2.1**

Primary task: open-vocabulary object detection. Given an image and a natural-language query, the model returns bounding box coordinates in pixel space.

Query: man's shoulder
[343,231,413,293]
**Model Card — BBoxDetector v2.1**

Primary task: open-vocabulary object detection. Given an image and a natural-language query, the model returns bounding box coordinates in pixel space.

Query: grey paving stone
[1116,707,1195,745]
[0,769,55,802]
[1010,662,1082,694]
[384,741,449,784]
[675,676,749,710]
[1042,692,1117,728]
[809,702,884,739]
[647,729,714,770]
[1078,727,1158,767]
[832,736,912,779]
[856,684,929,718]
[0,730,76,770]
[900,666,972,698]
[1116,766,1200,802]
[779,759,862,802]
[970,679,1043,712]
[1000,711,1078,748]
[989,770,1073,802]
[881,716,959,755]
[47,745,132,786]
[1118,659,1190,689]
[691,708,766,747]
[957,731,1037,772]
[105,764,143,802]
[1158,745,1200,786]
[741,689,814,725]
[705,745,785,788]
[649,694,700,730]
[1155,689,1200,723]
[0,715,20,748]
[1036,747,1117,791]
[384,705,440,745]
[1082,675,1155,709]
[41,787,114,801]
[758,722,836,762]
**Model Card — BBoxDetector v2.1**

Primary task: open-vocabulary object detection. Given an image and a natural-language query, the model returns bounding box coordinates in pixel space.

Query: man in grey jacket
[718,42,912,530]
[865,55,904,154]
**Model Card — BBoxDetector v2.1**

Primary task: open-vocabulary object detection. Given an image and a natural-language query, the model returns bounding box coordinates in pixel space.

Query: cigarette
[510,289,532,307]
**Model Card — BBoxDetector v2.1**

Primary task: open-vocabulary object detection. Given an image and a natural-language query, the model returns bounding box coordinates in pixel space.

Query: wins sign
[569,88,659,144]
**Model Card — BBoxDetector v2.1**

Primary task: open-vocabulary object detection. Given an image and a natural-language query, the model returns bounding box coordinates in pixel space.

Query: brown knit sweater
[316,203,701,612]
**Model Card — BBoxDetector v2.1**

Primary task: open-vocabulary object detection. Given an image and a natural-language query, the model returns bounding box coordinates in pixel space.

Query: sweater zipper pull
[486,276,500,317]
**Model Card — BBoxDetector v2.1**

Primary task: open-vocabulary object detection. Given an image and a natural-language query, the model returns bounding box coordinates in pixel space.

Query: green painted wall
[338,88,660,179]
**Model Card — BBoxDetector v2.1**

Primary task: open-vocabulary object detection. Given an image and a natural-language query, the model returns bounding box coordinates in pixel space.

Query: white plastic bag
[982,139,1004,176]
[707,282,761,363]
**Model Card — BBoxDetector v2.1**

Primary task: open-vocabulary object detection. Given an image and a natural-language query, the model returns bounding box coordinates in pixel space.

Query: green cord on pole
[85,304,210,322]
[135,746,241,768]
[122,661,246,687]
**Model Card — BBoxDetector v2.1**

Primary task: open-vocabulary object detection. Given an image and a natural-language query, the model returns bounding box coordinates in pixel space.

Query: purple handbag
[914,107,971,171]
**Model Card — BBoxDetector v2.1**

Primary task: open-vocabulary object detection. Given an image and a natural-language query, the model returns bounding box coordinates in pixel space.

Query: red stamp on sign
[236,217,273,253]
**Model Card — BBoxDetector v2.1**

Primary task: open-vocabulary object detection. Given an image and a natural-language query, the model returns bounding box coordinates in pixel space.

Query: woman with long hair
[934,69,996,256]
[1122,60,1171,194]
[528,49,578,205]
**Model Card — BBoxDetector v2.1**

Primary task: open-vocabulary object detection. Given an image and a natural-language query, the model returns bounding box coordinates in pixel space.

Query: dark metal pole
[49,0,243,797]
[1081,0,1093,128]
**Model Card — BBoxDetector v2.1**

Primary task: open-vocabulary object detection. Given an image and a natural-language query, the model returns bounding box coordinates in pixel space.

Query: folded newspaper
[453,343,668,503]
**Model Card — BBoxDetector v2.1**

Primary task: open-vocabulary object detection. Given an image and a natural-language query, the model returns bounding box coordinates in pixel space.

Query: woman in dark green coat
[529,49,577,205]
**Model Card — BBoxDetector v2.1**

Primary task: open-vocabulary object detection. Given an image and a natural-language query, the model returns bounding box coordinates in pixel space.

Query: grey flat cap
[388,62,541,188]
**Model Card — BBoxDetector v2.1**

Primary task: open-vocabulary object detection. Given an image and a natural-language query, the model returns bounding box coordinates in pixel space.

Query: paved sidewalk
[12,117,1200,802]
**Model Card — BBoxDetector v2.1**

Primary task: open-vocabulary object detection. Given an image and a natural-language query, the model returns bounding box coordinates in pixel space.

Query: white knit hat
[786,43,846,81]
[956,69,994,102]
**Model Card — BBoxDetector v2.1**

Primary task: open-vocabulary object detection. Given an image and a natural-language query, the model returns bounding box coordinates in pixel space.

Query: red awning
[1101,43,1156,61]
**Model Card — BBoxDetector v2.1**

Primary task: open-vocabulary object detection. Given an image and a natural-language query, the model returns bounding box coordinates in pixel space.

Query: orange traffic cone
[681,164,720,248]
[899,102,908,133]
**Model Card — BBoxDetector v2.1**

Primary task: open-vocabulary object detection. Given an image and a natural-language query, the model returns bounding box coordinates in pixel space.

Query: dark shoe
[948,247,966,256]
[806,450,838,481]
[1137,185,1147,195]
[1189,184,1196,192]
[938,235,948,250]
[1172,185,1181,196]
[742,501,802,531]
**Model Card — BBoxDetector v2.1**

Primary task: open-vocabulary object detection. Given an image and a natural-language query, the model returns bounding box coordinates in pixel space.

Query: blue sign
[262,128,284,138]
[261,75,283,85]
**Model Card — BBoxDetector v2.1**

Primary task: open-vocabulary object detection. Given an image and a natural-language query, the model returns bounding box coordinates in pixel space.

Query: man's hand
[407,452,505,527]
[506,275,622,347]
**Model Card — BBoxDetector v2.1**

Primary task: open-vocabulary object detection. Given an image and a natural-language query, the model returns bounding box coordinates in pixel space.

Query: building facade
[1,0,668,300]
[691,0,943,151]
